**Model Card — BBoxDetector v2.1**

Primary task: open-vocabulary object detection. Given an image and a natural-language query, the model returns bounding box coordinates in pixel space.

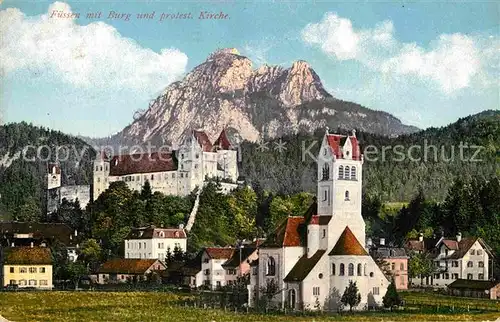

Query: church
[248,129,389,311]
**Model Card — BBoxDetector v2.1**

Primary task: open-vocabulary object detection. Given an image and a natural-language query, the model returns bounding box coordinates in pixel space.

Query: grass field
[0,291,499,322]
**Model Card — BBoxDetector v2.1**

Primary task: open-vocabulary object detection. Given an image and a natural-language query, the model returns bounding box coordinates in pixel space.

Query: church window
[338,166,344,179]
[196,153,199,159]
[369,272,374,277]
[181,154,184,159]
[151,175,154,181]
[181,173,184,178]
[322,163,330,180]
[348,263,354,276]
[357,263,362,276]
[322,229,326,238]
[345,191,350,201]
[313,287,320,296]
[100,166,103,171]
[95,166,99,172]
[331,263,336,275]
[318,273,323,279]
[344,166,350,180]
[351,166,356,179]
[266,257,276,276]
[339,263,345,276]
[323,148,327,156]
[373,287,379,295]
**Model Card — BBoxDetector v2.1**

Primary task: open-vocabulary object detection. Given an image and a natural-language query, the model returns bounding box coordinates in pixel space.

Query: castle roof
[214,129,233,150]
[326,133,361,161]
[329,226,369,256]
[193,130,213,152]
[204,247,235,260]
[109,152,177,176]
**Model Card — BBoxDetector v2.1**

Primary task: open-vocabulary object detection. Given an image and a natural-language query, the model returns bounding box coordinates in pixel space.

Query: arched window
[331,263,336,276]
[345,191,350,201]
[339,263,345,276]
[338,166,344,179]
[345,166,350,179]
[322,163,330,180]
[348,263,354,276]
[267,257,276,276]
[288,289,296,310]
[351,166,356,180]
[357,263,362,276]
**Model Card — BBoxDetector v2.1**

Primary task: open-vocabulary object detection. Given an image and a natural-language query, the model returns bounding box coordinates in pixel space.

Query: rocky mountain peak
[105,49,418,148]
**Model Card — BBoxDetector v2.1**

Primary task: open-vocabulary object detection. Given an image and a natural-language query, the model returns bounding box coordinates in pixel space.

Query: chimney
[367,238,373,247]
[456,232,462,242]
[379,238,385,246]
[352,129,356,137]
[30,242,33,248]
[11,242,14,247]
[74,229,78,237]
[179,223,184,230]
[418,233,424,242]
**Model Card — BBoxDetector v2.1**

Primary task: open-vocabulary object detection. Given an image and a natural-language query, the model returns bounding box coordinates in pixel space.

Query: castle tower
[177,130,205,195]
[47,163,61,190]
[214,129,238,182]
[92,151,110,201]
[316,128,365,248]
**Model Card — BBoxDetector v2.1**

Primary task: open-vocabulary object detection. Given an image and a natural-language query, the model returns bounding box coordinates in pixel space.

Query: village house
[248,129,389,311]
[92,129,239,200]
[96,258,166,284]
[0,222,81,262]
[406,233,494,288]
[124,225,187,261]
[184,247,235,289]
[447,279,500,300]
[222,245,259,285]
[368,239,409,290]
[0,246,53,289]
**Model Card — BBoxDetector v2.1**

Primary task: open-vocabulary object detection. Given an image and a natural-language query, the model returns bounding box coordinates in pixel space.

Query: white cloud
[0,2,188,93]
[302,12,498,94]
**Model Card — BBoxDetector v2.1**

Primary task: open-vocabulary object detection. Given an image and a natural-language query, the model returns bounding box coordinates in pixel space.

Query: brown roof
[284,250,326,282]
[442,239,459,250]
[406,239,425,252]
[261,216,305,248]
[109,152,177,176]
[205,247,234,259]
[126,226,187,240]
[193,130,213,152]
[448,279,500,290]
[98,259,164,274]
[213,129,233,150]
[0,221,78,247]
[329,226,368,256]
[3,247,52,265]
[309,215,332,225]
[443,237,482,259]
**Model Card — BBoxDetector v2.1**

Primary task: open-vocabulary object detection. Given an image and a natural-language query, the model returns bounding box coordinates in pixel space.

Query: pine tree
[341,280,361,311]
[382,278,401,309]
[140,180,153,200]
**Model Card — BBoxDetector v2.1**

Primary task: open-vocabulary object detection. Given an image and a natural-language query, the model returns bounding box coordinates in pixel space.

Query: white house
[92,129,239,200]
[248,129,389,311]
[199,247,234,289]
[407,233,493,288]
[124,225,187,261]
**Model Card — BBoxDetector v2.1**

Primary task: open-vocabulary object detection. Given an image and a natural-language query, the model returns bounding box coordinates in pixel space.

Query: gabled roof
[329,226,368,256]
[213,129,232,150]
[260,216,305,248]
[98,259,164,274]
[443,237,485,259]
[109,152,177,176]
[3,247,52,265]
[193,130,213,152]
[448,279,500,290]
[222,247,257,268]
[0,221,78,247]
[125,226,187,240]
[204,247,234,260]
[442,239,459,250]
[325,133,361,160]
[283,250,326,282]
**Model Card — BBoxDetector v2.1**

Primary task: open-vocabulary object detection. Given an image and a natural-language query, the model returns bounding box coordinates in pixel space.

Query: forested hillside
[0,122,95,220]
[239,110,499,202]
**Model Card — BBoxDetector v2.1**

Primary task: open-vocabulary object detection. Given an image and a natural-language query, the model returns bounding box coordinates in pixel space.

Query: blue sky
[1,0,498,137]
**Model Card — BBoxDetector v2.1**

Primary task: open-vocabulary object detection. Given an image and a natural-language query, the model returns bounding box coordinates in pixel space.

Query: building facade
[46,163,91,214]
[248,129,389,311]
[199,247,234,289]
[369,244,409,290]
[96,258,166,284]
[1,247,53,289]
[92,130,239,200]
[406,233,493,288]
[124,226,187,261]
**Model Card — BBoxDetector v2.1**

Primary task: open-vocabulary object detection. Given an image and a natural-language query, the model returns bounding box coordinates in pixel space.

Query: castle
[46,164,91,214]
[248,129,389,311]
[92,129,239,200]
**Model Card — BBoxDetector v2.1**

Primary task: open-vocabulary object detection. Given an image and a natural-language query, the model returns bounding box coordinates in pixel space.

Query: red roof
[205,247,234,259]
[442,239,459,250]
[193,130,213,152]
[261,216,306,248]
[109,152,177,176]
[98,259,164,274]
[329,226,368,256]
[214,129,232,150]
[326,134,361,160]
